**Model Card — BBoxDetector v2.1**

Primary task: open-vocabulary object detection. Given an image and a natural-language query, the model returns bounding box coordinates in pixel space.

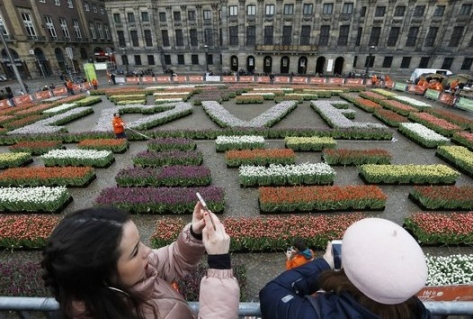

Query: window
[322,3,333,14]
[441,57,453,70]
[406,27,418,46]
[100,7,105,15]
[173,11,181,21]
[355,27,362,46]
[461,57,473,70]
[203,10,212,20]
[246,26,255,45]
[162,30,170,46]
[141,12,149,22]
[117,30,125,46]
[229,26,239,45]
[433,5,445,17]
[127,12,135,23]
[364,55,374,68]
[0,16,7,36]
[104,25,110,40]
[360,6,366,17]
[134,55,142,66]
[73,19,81,38]
[303,4,313,15]
[144,30,153,46]
[400,57,411,68]
[175,29,183,46]
[387,27,399,46]
[96,23,103,39]
[188,11,196,20]
[342,3,353,14]
[67,0,73,8]
[338,25,349,45]
[424,27,438,47]
[300,25,311,45]
[369,27,381,46]
[247,5,256,16]
[284,4,294,15]
[147,55,155,65]
[394,6,405,16]
[44,16,57,38]
[419,57,430,68]
[22,12,37,36]
[282,26,292,45]
[92,4,97,13]
[89,22,96,39]
[413,6,425,17]
[262,26,272,45]
[60,18,70,38]
[84,2,89,11]
[159,12,166,22]
[191,54,199,65]
[204,28,213,45]
[190,29,198,46]
[319,25,330,45]
[375,6,385,17]
[207,53,214,66]
[54,0,60,6]
[265,4,275,15]
[130,30,138,46]
[449,26,464,47]
[177,54,185,65]
[164,55,171,65]
[382,56,393,68]
[229,5,238,16]
[113,13,121,23]
[460,4,472,15]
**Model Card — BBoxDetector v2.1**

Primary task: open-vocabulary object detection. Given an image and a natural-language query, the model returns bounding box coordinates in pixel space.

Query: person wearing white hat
[259,218,431,319]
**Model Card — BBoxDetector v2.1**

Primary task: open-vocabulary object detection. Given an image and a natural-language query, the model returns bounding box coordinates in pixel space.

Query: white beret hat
[342,218,427,305]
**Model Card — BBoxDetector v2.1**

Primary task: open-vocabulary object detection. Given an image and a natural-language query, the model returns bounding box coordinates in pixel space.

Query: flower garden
[0,85,471,299]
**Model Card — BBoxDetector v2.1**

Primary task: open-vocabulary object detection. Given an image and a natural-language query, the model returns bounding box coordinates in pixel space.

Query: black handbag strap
[305,295,321,318]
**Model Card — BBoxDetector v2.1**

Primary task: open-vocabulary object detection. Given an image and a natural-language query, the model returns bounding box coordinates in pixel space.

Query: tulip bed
[239,163,335,187]
[225,149,296,167]
[436,145,473,176]
[373,108,409,127]
[408,112,463,137]
[391,95,432,111]
[409,185,473,210]
[39,149,115,168]
[116,166,211,187]
[147,137,196,152]
[258,185,387,212]
[284,136,337,151]
[0,153,33,169]
[8,140,64,155]
[78,138,129,153]
[451,131,473,150]
[398,123,450,148]
[0,166,96,187]
[322,148,392,165]
[133,150,203,167]
[403,212,473,246]
[95,186,225,214]
[426,107,473,131]
[215,135,265,152]
[425,254,473,286]
[0,186,71,213]
[358,164,460,184]
[378,99,419,116]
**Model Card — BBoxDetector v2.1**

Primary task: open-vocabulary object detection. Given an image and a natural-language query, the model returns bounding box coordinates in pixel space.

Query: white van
[410,68,453,83]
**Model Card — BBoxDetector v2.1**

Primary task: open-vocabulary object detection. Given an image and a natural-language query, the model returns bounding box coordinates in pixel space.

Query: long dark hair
[41,207,146,319]
[318,270,422,319]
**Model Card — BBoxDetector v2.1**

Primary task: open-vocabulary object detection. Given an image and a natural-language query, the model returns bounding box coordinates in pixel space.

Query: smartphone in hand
[196,192,215,229]
[331,240,342,271]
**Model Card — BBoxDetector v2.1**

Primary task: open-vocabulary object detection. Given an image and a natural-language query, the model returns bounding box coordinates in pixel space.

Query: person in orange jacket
[371,74,378,87]
[112,113,127,139]
[91,78,98,90]
[285,238,315,270]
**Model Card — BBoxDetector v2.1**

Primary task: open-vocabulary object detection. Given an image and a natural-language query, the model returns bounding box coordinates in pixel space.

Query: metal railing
[0,297,472,319]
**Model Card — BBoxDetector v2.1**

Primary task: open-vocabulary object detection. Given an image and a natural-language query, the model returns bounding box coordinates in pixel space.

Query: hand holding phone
[331,240,342,271]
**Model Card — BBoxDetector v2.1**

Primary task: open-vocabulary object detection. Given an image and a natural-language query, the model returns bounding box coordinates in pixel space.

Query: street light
[204,45,209,73]
[363,45,375,85]
[121,47,129,73]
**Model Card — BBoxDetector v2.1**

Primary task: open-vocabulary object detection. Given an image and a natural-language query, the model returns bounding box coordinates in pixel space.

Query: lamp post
[121,47,129,73]
[363,45,375,85]
[204,45,209,73]
[0,31,28,94]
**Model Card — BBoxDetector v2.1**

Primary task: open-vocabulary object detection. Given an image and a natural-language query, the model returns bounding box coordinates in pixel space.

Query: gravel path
[0,86,471,301]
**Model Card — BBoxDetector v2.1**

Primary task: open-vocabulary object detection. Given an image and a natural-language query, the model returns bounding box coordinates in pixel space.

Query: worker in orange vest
[371,74,378,87]
[112,113,127,139]
[91,78,98,90]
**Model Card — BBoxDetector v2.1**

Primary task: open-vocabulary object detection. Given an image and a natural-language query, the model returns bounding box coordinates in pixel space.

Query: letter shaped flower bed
[409,185,473,210]
[225,149,296,167]
[0,186,71,213]
[239,163,335,187]
[258,185,387,212]
[116,166,212,187]
[78,138,129,153]
[133,150,203,167]
[322,148,392,165]
[0,167,95,187]
[403,212,473,246]
[0,153,33,169]
[95,186,225,214]
[358,164,460,184]
[40,149,115,168]
[150,213,367,251]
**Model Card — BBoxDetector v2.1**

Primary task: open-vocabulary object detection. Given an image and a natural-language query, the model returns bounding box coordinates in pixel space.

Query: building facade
[105,0,472,77]
[0,0,114,79]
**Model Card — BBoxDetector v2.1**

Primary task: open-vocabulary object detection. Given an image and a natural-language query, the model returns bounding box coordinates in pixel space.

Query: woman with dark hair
[260,218,432,319]
[41,205,239,319]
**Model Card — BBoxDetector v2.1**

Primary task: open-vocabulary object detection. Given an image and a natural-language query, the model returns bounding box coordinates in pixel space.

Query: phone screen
[331,240,342,271]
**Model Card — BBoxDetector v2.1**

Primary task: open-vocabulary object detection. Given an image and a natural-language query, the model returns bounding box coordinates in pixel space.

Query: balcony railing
[27,35,47,42]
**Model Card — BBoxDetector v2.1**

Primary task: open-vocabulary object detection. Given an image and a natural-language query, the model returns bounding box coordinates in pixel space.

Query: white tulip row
[40,149,112,159]
[43,103,78,114]
[393,95,432,108]
[399,123,450,142]
[0,186,69,204]
[216,135,265,145]
[239,163,335,177]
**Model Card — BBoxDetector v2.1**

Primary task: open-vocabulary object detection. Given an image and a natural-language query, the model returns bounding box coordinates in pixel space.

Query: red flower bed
[409,185,473,210]
[0,166,95,186]
[225,149,296,167]
[373,108,409,127]
[9,140,63,155]
[379,99,419,116]
[353,98,382,112]
[409,112,463,137]
[3,115,45,130]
